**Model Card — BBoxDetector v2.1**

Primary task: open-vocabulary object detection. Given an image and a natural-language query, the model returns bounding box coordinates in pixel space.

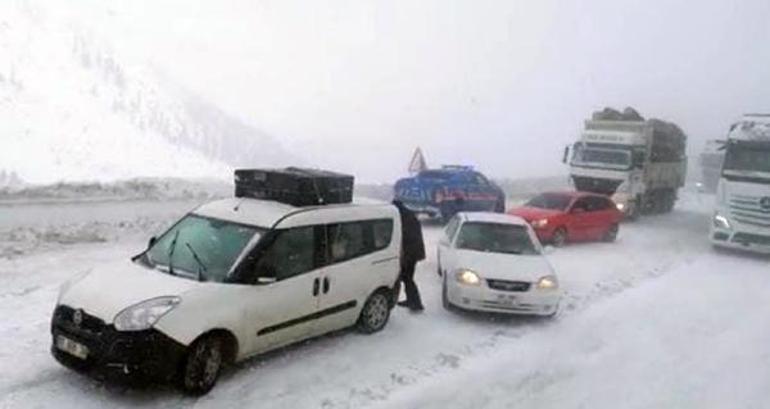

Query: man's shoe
[409,305,425,312]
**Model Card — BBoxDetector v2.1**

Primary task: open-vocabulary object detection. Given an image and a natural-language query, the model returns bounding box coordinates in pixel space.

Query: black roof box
[234,167,354,207]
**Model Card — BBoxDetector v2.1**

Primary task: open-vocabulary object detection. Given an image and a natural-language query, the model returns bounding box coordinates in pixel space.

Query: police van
[51,169,401,395]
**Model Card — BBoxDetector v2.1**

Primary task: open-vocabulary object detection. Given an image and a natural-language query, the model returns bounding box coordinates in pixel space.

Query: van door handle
[313,278,320,296]
[322,277,330,294]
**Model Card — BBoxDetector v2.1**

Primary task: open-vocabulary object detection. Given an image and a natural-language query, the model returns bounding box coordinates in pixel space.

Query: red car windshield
[526,193,572,211]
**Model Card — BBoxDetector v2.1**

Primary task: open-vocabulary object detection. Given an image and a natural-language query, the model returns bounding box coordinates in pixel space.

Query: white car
[51,198,401,395]
[437,212,562,316]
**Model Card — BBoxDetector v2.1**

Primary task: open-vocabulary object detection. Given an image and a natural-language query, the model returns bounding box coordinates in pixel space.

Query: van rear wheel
[179,335,224,396]
[357,291,391,334]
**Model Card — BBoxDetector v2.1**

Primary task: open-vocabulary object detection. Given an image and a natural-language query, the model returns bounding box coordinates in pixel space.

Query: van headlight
[456,269,481,286]
[536,275,559,290]
[114,296,181,331]
[713,213,731,230]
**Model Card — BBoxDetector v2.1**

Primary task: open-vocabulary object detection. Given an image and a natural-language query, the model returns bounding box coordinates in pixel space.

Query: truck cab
[711,114,770,253]
[566,112,687,218]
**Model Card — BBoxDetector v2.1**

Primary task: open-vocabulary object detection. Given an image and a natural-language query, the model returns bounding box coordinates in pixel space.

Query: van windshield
[141,214,264,282]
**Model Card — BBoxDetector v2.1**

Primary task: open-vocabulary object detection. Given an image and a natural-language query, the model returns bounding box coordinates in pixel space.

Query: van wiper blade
[185,242,208,282]
[167,230,180,276]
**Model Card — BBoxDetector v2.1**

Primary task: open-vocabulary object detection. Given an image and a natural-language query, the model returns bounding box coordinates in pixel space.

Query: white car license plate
[497,294,516,306]
[56,335,89,360]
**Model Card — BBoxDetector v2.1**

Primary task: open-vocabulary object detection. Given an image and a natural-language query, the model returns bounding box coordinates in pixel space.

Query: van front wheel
[357,291,391,334]
[179,335,224,396]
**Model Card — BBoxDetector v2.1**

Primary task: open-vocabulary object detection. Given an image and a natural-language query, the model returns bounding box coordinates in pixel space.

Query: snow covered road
[1,194,767,408]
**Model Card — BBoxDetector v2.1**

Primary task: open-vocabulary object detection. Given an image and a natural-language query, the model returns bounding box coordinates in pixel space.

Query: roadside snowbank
[378,252,770,409]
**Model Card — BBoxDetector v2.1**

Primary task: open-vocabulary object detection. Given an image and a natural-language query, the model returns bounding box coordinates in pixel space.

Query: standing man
[392,200,426,312]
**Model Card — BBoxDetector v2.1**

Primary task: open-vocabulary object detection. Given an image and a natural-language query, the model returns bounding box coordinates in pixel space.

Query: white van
[51,198,401,395]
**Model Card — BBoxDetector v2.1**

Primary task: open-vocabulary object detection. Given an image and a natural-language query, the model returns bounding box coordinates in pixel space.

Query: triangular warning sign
[408,147,428,174]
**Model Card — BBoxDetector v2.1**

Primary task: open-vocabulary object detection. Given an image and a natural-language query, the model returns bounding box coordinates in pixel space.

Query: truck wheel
[552,227,568,247]
[179,335,224,396]
[357,291,391,334]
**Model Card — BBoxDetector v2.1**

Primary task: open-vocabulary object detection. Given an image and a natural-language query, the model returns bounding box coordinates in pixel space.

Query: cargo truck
[563,108,687,219]
[710,114,770,253]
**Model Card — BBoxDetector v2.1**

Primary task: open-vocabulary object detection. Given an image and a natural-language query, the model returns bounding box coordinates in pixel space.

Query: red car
[508,191,623,246]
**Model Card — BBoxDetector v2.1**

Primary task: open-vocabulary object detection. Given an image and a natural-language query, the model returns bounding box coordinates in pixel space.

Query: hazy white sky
[64,0,770,182]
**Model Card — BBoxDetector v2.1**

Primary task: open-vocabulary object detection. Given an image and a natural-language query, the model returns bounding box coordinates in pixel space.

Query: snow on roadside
[376,252,770,409]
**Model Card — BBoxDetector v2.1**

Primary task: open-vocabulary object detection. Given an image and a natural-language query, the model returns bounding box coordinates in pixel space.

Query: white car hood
[452,249,555,282]
[58,260,200,323]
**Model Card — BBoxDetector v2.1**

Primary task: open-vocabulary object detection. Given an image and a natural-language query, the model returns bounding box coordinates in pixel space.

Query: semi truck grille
[729,195,770,227]
[487,279,531,292]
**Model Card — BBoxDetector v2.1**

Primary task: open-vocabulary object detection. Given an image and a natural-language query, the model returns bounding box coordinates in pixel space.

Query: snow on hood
[58,260,200,322]
[452,249,555,282]
[508,206,563,221]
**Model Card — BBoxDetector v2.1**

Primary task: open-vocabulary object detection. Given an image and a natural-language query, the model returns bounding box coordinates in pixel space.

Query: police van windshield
[142,214,264,282]
[456,222,539,255]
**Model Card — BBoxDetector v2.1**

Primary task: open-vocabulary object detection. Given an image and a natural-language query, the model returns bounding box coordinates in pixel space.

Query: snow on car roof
[193,197,392,228]
[460,211,528,226]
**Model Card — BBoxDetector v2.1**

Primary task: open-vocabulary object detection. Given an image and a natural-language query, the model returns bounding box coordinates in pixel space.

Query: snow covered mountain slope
[0,1,291,185]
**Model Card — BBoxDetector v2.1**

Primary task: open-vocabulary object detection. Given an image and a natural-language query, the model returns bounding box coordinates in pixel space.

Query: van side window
[328,222,367,263]
[326,219,393,264]
[255,226,315,281]
[372,219,394,249]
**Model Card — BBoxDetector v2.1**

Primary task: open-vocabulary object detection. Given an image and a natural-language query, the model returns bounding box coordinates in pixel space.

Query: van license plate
[56,335,89,360]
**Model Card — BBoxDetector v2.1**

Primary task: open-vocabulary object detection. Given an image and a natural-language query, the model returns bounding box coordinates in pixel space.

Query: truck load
[563,107,687,218]
[710,114,770,253]
[234,167,354,207]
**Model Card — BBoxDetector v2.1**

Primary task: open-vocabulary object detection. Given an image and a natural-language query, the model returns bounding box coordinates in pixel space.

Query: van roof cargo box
[234,167,354,207]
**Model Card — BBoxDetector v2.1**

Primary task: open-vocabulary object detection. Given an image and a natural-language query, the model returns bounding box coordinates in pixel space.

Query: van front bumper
[50,305,186,384]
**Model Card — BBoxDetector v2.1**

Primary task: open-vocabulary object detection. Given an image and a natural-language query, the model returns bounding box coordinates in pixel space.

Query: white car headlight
[531,219,549,228]
[713,213,731,230]
[114,296,181,332]
[615,202,626,211]
[455,269,481,286]
[536,275,559,290]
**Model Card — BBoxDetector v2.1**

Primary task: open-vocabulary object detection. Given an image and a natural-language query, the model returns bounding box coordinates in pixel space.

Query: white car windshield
[143,214,264,282]
[456,222,539,255]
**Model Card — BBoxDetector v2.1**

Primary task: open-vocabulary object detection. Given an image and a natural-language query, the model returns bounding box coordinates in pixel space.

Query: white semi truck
[710,114,770,253]
[564,108,687,219]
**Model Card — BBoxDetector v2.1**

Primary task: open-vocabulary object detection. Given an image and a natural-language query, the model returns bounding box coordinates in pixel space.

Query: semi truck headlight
[456,269,481,286]
[114,296,181,331]
[713,214,731,230]
[536,275,559,290]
